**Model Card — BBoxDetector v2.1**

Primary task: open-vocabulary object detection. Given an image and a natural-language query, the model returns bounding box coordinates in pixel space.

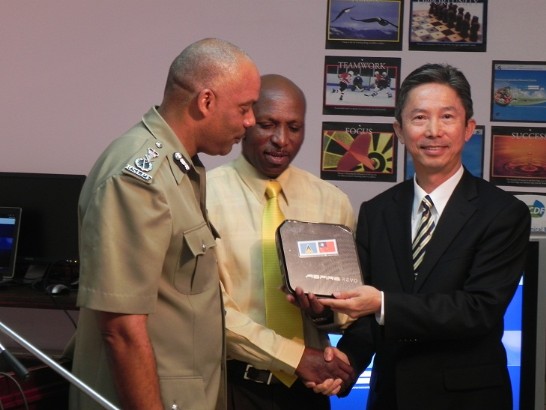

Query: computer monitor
[0,207,22,280]
[0,172,85,277]
[330,239,546,410]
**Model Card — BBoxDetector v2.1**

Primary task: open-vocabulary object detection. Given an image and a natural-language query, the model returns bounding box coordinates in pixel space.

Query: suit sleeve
[334,200,378,393]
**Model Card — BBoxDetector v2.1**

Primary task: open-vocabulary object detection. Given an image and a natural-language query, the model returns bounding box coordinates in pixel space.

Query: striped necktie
[262,180,303,386]
[412,195,435,278]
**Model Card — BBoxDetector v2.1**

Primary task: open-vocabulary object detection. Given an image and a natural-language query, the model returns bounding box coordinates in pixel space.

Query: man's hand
[295,347,355,393]
[301,347,354,396]
[286,287,334,325]
[287,287,325,315]
[318,285,382,319]
[304,377,344,396]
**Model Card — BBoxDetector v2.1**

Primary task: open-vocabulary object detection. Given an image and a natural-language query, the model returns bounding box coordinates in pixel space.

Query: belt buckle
[243,364,273,385]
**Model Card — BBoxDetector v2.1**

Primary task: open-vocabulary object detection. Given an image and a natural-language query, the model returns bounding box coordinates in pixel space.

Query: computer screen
[329,241,540,410]
[0,172,85,273]
[0,207,21,279]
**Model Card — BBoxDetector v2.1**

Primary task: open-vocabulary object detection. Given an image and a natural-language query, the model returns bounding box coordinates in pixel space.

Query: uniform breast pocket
[174,222,217,294]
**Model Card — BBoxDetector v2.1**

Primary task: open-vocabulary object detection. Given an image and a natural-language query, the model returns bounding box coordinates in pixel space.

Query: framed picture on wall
[491,61,546,123]
[323,56,401,116]
[321,121,397,182]
[513,193,546,237]
[490,126,546,188]
[326,0,403,50]
[404,125,485,180]
[408,0,487,52]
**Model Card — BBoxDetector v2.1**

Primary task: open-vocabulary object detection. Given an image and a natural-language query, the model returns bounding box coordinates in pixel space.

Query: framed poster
[491,61,546,123]
[514,193,546,237]
[490,126,546,188]
[409,0,487,52]
[323,56,401,117]
[404,126,485,180]
[326,0,403,51]
[321,121,397,182]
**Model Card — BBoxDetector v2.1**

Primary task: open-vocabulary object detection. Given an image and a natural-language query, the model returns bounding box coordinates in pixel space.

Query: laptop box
[276,220,364,297]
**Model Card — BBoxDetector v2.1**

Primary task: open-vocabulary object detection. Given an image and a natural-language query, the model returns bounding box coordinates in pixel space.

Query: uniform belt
[227,360,282,385]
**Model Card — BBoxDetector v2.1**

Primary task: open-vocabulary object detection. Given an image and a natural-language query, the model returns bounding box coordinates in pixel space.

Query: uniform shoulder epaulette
[122,139,167,183]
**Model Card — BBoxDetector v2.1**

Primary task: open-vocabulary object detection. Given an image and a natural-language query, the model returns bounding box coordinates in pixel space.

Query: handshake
[289,286,355,395]
[295,346,355,396]
[286,285,379,396]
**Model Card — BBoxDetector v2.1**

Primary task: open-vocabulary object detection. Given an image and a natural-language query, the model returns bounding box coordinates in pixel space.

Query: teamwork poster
[321,121,397,182]
[490,126,546,188]
[409,0,487,52]
[491,61,546,123]
[323,56,401,117]
[326,0,403,50]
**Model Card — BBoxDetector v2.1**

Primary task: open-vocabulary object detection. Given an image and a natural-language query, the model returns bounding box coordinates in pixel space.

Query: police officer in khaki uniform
[70,38,260,410]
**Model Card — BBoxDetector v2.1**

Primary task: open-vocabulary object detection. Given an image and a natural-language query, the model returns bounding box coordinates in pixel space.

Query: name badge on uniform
[124,164,152,181]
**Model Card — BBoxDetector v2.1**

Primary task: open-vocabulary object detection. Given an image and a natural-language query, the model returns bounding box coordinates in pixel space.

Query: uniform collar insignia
[173,152,191,173]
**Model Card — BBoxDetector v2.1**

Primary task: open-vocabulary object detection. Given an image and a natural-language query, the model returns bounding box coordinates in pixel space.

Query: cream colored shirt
[207,155,355,375]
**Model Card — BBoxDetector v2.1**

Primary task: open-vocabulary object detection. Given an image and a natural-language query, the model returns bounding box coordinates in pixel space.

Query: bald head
[257,74,307,114]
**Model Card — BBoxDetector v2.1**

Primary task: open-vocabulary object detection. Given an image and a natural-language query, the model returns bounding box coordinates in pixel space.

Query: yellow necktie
[262,180,303,386]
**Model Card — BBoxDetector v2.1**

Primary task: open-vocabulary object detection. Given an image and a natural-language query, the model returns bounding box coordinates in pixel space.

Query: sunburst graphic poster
[321,122,397,182]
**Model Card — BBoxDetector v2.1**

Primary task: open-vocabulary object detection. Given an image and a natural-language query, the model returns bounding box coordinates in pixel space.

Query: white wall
[3,1,545,211]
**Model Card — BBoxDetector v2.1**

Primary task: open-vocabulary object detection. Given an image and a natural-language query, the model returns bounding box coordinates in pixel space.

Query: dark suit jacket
[338,170,531,410]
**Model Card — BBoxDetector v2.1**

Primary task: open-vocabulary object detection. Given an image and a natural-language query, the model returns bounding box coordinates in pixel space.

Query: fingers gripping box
[275,220,364,297]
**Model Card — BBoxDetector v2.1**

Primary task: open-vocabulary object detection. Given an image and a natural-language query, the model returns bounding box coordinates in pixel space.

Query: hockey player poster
[326,0,403,50]
[490,126,546,188]
[409,0,488,52]
[321,121,397,182]
[323,56,401,116]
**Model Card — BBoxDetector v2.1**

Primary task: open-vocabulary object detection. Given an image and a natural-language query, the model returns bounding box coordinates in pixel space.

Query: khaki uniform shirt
[70,107,225,410]
[206,156,355,375]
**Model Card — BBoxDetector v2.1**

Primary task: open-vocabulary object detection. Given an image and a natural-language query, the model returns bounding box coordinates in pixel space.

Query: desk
[0,284,77,311]
[0,285,76,409]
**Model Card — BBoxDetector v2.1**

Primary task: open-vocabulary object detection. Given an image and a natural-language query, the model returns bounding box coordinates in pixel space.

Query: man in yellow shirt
[207,74,355,410]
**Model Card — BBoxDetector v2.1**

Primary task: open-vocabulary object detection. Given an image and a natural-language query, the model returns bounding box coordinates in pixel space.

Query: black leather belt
[227,360,281,385]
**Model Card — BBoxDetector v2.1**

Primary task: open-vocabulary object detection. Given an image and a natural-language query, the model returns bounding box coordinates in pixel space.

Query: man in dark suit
[311,63,531,409]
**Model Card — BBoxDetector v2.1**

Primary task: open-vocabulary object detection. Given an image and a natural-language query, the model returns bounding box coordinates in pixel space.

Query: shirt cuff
[375,291,385,326]
[270,337,306,375]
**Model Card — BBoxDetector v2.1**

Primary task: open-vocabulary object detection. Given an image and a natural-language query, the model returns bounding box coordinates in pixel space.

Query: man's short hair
[165,38,251,98]
[395,63,474,124]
